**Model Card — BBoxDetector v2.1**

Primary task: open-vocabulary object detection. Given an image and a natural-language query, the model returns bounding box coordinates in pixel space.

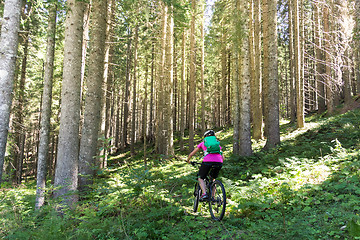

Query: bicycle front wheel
[193,183,201,213]
[208,180,226,221]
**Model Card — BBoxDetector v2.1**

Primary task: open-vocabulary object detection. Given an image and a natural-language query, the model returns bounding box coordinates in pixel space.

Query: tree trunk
[323,6,333,114]
[122,35,132,148]
[233,51,240,155]
[338,0,352,105]
[143,55,149,166]
[180,30,186,151]
[164,7,174,155]
[239,0,252,156]
[252,0,263,140]
[188,0,196,152]
[79,0,107,190]
[35,3,57,209]
[155,3,167,154]
[233,1,241,155]
[54,0,86,206]
[293,0,304,128]
[200,4,206,132]
[314,2,326,113]
[130,26,138,156]
[221,33,227,126]
[356,0,360,94]
[149,43,155,141]
[288,0,296,122]
[14,18,30,184]
[263,0,280,150]
[101,0,115,168]
[0,0,22,183]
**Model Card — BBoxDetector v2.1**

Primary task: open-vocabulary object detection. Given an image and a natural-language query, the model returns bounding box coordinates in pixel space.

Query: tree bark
[323,6,333,114]
[0,0,22,183]
[288,0,296,122]
[233,51,240,155]
[130,26,138,156]
[293,0,304,128]
[221,33,227,126]
[155,2,167,154]
[164,7,174,155]
[35,2,57,209]
[200,4,206,132]
[356,0,360,94]
[180,30,186,151]
[54,0,86,206]
[263,0,280,150]
[79,0,107,190]
[149,43,155,141]
[251,0,263,140]
[239,0,252,156]
[122,34,132,148]
[14,15,30,184]
[188,0,196,152]
[314,2,326,113]
[101,0,115,168]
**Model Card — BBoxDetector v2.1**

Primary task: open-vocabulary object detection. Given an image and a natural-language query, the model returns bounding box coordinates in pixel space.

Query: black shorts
[198,162,223,179]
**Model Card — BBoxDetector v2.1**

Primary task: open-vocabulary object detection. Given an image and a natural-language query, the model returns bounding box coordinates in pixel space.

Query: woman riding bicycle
[186,130,224,200]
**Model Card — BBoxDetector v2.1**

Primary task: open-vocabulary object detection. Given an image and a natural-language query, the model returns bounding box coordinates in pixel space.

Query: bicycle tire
[193,183,201,213]
[208,179,226,221]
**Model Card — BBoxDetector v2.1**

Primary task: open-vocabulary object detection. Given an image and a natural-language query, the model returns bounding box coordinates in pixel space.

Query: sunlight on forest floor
[281,121,321,142]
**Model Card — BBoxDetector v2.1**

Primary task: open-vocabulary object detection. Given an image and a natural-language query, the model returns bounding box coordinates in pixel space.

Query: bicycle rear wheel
[208,180,226,221]
[193,183,201,212]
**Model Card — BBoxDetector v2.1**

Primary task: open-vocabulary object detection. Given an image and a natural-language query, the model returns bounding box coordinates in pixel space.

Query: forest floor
[1,107,360,239]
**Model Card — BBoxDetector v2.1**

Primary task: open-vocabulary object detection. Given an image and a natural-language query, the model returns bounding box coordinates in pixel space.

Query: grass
[1,108,360,239]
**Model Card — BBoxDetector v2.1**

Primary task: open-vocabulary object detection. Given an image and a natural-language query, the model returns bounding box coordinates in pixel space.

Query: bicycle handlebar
[190,161,201,167]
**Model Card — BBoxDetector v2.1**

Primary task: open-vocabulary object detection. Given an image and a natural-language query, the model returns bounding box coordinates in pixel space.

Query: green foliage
[1,109,360,239]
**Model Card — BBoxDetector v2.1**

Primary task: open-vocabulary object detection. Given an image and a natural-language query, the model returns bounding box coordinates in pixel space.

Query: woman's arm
[186,147,200,163]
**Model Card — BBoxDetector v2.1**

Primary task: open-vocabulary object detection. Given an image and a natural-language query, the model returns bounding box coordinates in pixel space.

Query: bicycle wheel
[193,183,201,212]
[208,180,226,221]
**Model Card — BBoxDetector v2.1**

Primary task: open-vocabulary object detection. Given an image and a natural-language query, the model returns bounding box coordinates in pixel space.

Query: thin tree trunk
[233,51,240,155]
[315,2,326,113]
[293,0,304,128]
[155,3,167,154]
[143,55,149,167]
[252,0,263,140]
[35,3,57,209]
[356,0,360,94]
[189,0,196,152]
[122,34,132,148]
[288,0,296,122]
[101,0,115,168]
[200,4,206,132]
[54,0,86,206]
[164,7,174,155]
[149,43,155,141]
[323,6,333,114]
[130,26,139,156]
[221,33,227,126]
[180,30,186,151]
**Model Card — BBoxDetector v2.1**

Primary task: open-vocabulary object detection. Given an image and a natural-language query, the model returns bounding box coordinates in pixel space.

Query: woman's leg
[198,177,207,195]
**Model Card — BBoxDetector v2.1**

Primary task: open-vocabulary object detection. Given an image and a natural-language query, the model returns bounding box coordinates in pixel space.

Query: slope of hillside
[1,108,360,239]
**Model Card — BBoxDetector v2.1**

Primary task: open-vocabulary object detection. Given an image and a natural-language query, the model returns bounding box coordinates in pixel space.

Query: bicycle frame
[191,161,226,221]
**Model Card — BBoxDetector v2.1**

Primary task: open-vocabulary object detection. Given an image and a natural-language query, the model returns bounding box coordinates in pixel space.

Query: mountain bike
[191,161,226,221]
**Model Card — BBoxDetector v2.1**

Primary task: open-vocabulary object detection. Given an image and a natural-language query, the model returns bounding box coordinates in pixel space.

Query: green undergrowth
[1,109,360,239]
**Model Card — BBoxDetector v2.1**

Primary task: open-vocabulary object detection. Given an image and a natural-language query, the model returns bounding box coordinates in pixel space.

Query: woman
[186,130,224,200]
